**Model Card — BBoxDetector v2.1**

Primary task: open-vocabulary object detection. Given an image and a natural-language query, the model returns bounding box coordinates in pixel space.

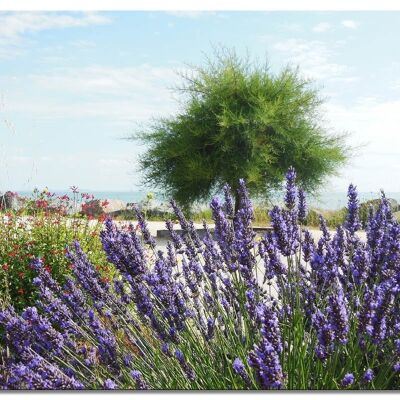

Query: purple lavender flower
[248,339,284,389]
[130,370,149,390]
[123,354,133,367]
[297,188,307,223]
[100,219,148,279]
[269,206,299,256]
[161,342,171,356]
[170,200,190,232]
[103,378,117,390]
[87,310,119,371]
[302,229,315,263]
[341,373,354,388]
[261,233,287,280]
[66,241,110,307]
[245,289,257,319]
[4,353,85,389]
[233,181,257,287]
[363,369,374,383]
[327,285,349,345]
[166,220,184,251]
[206,318,215,341]
[233,358,251,387]
[175,349,196,381]
[133,205,156,247]
[21,307,65,355]
[284,166,297,211]
[368,282,394,344]
[345,184,361,234]
[223,183,234,218]
[319,215,331,243]
[312,309,335,361]
[257,303,283,354]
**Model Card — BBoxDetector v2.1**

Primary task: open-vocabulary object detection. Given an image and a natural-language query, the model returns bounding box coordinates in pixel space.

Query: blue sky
[0,11,399,193]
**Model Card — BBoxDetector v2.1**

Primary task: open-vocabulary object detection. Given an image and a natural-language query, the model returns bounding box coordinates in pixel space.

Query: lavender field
[0,168,399,389]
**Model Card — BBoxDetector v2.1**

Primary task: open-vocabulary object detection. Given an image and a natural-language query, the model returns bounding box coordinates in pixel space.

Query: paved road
[135,221,367,252]
[2,215,367,252]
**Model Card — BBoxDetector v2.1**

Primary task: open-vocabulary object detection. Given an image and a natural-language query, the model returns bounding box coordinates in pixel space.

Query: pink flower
[36,199,48,209]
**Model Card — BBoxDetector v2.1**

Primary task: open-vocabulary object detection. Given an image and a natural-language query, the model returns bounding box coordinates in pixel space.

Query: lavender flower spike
[233,358,252,387]
[345,184,361,234]
[103,379,117,389]
[341,373,354,388]
[284,166,297,210]
[363,369,374,383]
[131,370,149,390]
[175,349,196,381]
[297,188,307,223]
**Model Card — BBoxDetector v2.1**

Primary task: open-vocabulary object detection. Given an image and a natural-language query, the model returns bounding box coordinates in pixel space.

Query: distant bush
[305,208,347,228]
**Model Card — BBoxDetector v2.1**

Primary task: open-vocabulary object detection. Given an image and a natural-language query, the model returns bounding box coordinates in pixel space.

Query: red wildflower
[36,199,48,209]
[44,265,51,273]
[2,263,9,271]
[101,200,110,208]
[17,288,24,295]
[17,272,25,279]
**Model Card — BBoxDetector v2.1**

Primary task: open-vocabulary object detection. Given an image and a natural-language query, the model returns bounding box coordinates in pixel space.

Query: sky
[0,11,399,194]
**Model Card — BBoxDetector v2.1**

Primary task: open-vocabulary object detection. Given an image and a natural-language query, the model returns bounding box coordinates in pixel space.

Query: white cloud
[0,12,111,38]
[30,65,179,96]
[5,64,183,124]
[341,20,359,29]
[272,38,350,81]
[0,12,111,60]
[312,22,331,33]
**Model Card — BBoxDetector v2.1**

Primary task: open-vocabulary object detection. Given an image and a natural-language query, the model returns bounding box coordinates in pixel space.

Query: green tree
[133,49,349,211]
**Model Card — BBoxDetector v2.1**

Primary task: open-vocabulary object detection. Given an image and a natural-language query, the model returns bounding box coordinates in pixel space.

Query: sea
[12,189,400,211]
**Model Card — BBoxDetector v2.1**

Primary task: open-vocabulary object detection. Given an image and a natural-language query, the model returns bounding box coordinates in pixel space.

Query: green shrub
[0,204,114,312]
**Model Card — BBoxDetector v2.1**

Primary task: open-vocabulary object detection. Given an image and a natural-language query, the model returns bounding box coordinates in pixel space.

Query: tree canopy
[133,49,349,211]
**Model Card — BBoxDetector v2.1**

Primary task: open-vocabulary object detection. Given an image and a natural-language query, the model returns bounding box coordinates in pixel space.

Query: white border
[0,0,400,11]
[1,1,399,398]
[3,390,400,398]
